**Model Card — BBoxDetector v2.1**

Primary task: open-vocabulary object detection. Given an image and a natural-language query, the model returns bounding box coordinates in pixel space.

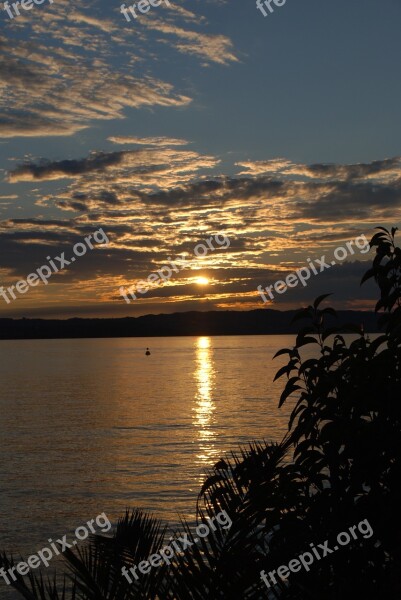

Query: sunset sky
[1,0,401,318]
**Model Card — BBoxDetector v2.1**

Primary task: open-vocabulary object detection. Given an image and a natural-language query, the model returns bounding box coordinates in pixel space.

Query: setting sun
[195,276,210,286]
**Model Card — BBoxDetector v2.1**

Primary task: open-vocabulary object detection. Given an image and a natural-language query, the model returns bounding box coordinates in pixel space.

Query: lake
[0,335,293,596]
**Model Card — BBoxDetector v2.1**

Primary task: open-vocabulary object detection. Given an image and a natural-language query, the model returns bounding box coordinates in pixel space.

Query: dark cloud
[134,177,287,207]
[8,152,126,182]
[306,157,401,180]
[296,180,401,220]
[237,157,401,182]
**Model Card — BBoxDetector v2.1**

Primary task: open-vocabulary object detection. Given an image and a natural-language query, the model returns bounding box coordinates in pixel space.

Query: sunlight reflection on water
[193,336,220,476]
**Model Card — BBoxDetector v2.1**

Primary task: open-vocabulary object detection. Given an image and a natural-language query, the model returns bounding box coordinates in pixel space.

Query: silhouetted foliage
[2,226,401,599]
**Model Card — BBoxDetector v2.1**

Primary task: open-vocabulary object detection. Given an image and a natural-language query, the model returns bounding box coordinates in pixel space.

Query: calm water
[0,335,293,595]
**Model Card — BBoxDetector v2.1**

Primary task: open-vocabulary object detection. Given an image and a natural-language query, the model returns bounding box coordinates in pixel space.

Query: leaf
[299,358,318,375]
[279,383,302,408]
[368,335,388,356]
[369,232,388,247]
[296,336,319,348]
[291,307,312,324]
[214,459,229,471]
[313,294,333,309]
[360,267,376,285]
[294,439,317,458]
[273,364,291,381]
[375,297,386,312]
[273,348,292,359]
[274,360,299,382]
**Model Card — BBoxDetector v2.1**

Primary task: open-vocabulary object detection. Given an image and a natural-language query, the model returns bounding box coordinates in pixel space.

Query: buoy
[145,348,151,356]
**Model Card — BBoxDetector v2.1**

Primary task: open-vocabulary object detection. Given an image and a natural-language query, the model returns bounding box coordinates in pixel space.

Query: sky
[0,0,401,318]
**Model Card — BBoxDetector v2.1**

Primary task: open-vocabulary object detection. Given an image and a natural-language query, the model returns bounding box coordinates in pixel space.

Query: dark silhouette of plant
[2,226,401,599]
[199,226,401,599]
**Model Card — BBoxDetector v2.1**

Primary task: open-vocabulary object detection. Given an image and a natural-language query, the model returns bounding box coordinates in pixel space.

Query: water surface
[0,335,293,595]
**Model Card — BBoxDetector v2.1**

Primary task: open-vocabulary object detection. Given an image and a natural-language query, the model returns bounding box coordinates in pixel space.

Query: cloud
[237,157,401,181]
[0,46,191,138]
[0,7,191,139]
[108,136,189,146]
[0,0,240,139]
[2,153,400,316]
[0,112,88,138]
[236,159,295,176]
[145,22,239,65]
[8,148,221,200]
[8,152,127,182]
[165,4,207,24]
[69,12,116,33]
[10,154,401,234]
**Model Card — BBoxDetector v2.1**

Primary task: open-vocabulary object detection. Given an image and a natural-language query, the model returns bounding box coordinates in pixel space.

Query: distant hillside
[0,309,380,340]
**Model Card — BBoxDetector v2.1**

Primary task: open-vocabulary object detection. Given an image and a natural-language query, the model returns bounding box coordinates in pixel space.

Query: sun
[195,276,209,286]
